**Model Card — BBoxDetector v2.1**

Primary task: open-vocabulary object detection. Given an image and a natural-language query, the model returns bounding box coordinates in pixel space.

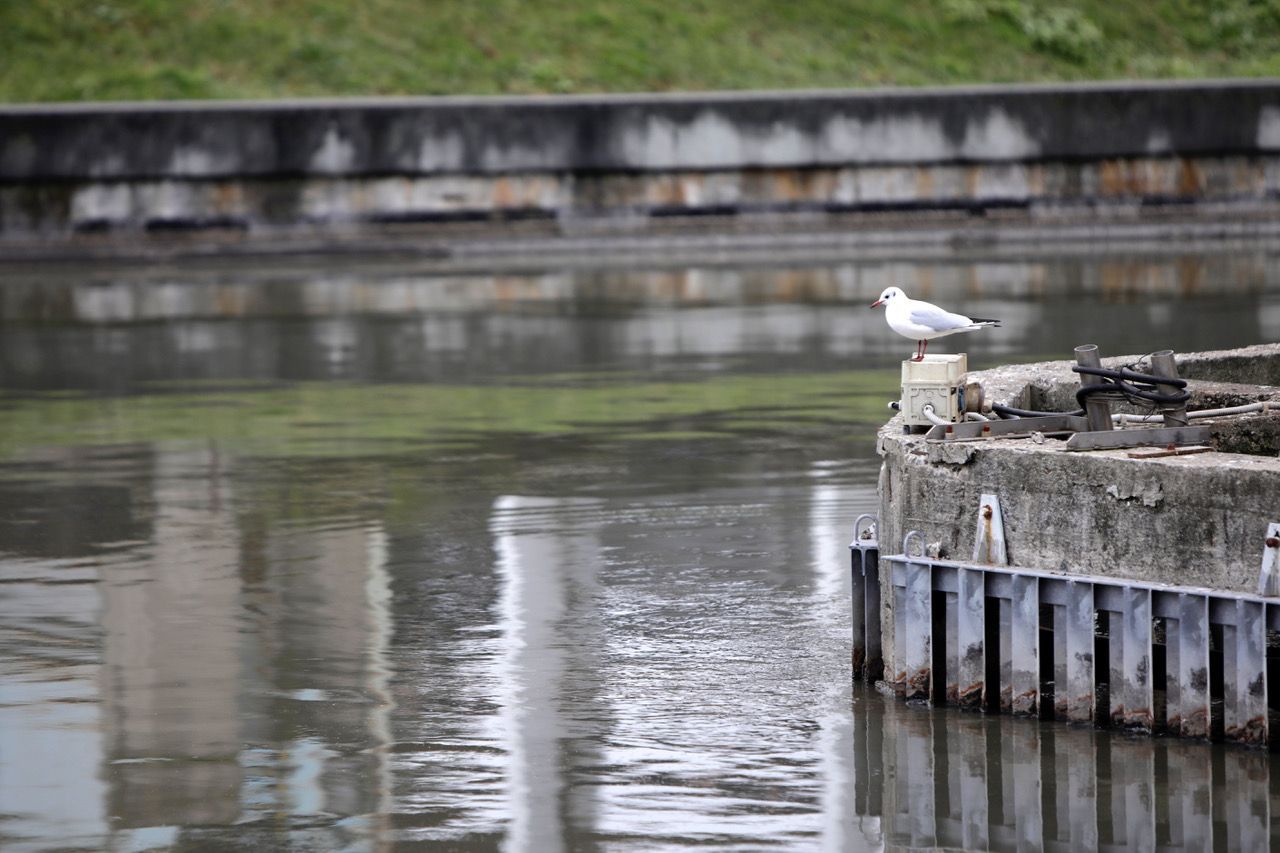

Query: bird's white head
[870,286,905,309]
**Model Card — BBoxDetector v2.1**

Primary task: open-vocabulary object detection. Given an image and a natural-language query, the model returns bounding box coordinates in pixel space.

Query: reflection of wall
[2,253,1276,390]
[858,686,1274,850]
[241,521,394,837]
[100,445,243,827]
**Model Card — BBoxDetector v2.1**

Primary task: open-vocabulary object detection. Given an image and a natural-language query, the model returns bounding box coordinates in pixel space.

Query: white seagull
[869,286,1000,361]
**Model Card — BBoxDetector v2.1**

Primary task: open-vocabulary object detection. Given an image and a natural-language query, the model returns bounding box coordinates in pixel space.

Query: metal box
[900,354,967,426]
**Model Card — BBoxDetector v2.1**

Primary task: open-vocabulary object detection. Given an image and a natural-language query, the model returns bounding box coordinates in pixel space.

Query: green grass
[2,1,1278,103]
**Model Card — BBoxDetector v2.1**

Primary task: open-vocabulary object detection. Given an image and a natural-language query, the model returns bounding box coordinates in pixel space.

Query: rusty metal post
[1075,344,1113,432]
[1149,349,1189,427]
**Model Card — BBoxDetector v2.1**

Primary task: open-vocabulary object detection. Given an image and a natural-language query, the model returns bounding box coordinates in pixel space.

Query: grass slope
[2,0,1279,103]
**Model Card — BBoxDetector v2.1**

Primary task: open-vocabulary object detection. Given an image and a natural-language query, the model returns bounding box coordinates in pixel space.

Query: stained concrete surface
[877,343,1280,603]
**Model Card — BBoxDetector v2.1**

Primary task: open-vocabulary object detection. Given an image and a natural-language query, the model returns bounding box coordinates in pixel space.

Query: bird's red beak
[870,299,884,308]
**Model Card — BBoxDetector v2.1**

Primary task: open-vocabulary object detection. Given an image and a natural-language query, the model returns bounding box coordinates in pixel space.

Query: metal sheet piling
[874,528,1275,747]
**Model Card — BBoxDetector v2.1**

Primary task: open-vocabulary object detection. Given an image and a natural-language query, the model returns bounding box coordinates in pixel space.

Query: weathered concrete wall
[3,81,1280,252]
[877,344,1280,679]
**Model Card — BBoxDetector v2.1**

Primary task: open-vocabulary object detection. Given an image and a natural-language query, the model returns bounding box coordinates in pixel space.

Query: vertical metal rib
[957,567,985,709]
[1225,599,1267,747]
[893,570,908,690]
[944,590,960,705]
[1121,586,1154,732]
[1175,593,1211,739]
[1011,575,1039,716]
[1164,614,1181,732]
[1065,581,1095,724]
[865,556,882,682]
[904,561,933,703]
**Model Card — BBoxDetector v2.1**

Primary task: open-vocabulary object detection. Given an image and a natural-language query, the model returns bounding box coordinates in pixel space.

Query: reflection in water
[1,247,1279,850]
[2,247,1280,391]
[854,689,1277,851]
[490,495,606,853]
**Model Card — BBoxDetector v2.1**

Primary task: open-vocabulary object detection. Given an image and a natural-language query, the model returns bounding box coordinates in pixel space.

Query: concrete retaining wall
[4,80,1280,250]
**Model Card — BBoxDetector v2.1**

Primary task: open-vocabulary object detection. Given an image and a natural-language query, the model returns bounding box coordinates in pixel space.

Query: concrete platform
[877,343,1280,594]
[871,343,1279,740]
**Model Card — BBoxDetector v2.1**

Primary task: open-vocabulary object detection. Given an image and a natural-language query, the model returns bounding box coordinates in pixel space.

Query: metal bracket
[850,513,877,548]
[924,414,1086,442]
[1064,425,1211,452]
[1259,522,1280,597]
[973,494,1009,566]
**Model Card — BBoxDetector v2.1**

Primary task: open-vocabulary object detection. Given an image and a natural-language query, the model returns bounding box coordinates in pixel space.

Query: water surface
[1,244,1278,850]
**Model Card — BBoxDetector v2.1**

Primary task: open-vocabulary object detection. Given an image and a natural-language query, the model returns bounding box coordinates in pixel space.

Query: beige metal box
[900,354,967,426]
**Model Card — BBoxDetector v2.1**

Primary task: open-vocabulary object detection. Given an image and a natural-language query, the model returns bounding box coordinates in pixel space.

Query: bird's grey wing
[908,302,970,331]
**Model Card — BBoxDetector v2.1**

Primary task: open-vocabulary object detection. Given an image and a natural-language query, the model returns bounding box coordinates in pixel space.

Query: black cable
[1070,363,1190,409]
[991,403,1085,419]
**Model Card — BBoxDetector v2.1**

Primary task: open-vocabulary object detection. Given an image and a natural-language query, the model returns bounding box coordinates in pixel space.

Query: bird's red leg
[921,339,928,359]
[913,340,924,362]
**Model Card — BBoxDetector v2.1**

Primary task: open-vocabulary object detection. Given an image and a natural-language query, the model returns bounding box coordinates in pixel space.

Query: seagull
[869,286,1000,361]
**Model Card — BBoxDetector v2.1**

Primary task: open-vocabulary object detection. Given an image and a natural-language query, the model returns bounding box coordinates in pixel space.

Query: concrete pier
[867,343,1280,745]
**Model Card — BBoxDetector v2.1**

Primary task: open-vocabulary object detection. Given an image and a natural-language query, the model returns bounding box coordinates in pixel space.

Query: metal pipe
[1075,344,1112,432]
[1112,400,1270,424]
[1149,349,1189,427]
[921,404,950,426]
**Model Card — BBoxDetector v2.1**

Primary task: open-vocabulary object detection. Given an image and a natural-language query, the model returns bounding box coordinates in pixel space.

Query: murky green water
[1,244,1278,850]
